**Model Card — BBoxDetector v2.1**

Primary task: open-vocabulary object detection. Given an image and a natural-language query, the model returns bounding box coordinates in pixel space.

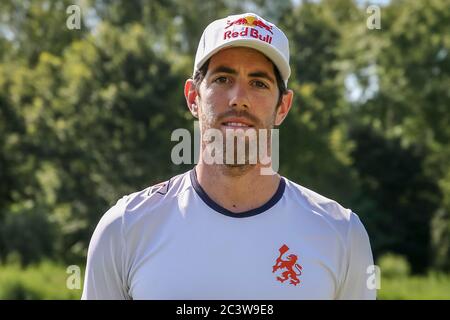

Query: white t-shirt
[82,168,376,300]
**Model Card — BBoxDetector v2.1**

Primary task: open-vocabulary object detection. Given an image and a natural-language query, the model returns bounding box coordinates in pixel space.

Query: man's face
[198,47,280,133]
[186,47,292,172]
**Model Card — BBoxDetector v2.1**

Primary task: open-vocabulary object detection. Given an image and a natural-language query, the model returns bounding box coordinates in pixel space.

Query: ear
[184,79,199,118]
[274,89,294,126]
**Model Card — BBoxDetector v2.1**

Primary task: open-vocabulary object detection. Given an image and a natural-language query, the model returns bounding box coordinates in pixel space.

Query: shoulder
[94,170,192,234]
[122,170,191,213]
[283,177,366,240]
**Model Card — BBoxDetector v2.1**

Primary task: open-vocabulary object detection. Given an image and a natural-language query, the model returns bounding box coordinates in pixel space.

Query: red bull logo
[272,244,303,286]
[223,15,274,44]
[225,16,274,34]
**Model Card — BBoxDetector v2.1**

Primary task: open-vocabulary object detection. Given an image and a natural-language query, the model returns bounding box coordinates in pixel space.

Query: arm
[336,212,377,300]
[81,198,131,300]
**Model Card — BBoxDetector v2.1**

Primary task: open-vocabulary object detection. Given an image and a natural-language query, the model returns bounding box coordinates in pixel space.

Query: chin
[220,163,256,177]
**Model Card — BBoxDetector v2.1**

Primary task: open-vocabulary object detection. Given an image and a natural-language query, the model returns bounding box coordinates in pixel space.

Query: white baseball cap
[193,13,291,86]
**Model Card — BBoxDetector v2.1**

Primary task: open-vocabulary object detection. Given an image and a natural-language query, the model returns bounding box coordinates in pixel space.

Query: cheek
[252,90,278,107]
[253,96,278,125]
[198,98,221,126]
[200,90,227,118]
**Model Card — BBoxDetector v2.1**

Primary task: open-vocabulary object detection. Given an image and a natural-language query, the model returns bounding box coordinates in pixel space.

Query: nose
[228,80,250,109]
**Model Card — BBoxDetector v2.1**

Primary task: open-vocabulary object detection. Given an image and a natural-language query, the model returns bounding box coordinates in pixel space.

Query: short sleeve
[336,212,377,300]
[81,198,131,300]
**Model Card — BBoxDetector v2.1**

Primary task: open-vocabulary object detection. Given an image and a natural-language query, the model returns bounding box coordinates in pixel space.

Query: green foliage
[278,0,360,204]
[0,21,189,264]
[350,126,439,272]
[0,260,83,299]
[377,252,411,278]
[0,0,88,64]
[0,204,58,265]
[355,0,450,270]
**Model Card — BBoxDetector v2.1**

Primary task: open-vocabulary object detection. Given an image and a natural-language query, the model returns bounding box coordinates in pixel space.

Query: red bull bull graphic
[272,244,303,286]
[225,16,274,34]
[223,15,274,44]
[225,17,249,28]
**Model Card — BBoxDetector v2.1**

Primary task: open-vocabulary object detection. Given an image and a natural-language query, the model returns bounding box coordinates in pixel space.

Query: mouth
[221,118,254,129]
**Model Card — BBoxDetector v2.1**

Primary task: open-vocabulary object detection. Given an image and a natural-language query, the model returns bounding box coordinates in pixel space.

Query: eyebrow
[248,71,275,84]
[210,65,275,84]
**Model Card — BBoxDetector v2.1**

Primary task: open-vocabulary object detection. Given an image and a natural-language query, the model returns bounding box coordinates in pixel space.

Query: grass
[377,272,450,300]
[0,260,83,299]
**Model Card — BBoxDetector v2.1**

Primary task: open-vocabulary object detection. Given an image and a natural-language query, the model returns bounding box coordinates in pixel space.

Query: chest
[126,214,343,299]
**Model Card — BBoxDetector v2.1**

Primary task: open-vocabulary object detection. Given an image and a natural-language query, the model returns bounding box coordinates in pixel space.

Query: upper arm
[81,199,130,300]
[336,213,377,300]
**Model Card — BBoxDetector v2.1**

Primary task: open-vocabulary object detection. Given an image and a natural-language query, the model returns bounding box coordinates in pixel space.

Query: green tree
[0,0,88,65]
[344,0,450,271]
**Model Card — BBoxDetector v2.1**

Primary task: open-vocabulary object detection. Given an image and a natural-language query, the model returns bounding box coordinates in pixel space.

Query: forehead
[208,47,275,74]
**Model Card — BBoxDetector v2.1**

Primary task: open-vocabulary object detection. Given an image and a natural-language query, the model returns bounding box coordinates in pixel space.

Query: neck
[194,163,281,214]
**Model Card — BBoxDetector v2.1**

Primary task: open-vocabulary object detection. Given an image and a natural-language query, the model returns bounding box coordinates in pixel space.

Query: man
[82,13,376,300]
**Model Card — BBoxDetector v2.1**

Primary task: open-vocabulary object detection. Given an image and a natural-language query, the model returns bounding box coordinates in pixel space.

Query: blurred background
[0,0,449,299]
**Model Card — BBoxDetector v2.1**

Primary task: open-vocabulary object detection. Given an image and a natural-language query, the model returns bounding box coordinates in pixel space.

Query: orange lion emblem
[272,244,303,286]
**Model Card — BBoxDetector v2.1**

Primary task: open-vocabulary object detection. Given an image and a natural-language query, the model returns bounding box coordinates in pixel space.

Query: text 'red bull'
[223,27,273,44]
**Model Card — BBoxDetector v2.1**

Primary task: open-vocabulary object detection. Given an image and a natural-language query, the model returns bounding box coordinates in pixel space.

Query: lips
[221,118,254,128]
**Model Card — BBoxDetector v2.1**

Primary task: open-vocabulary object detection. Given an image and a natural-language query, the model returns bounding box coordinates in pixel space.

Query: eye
[251,80,269,89]
[214,76,230,84]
